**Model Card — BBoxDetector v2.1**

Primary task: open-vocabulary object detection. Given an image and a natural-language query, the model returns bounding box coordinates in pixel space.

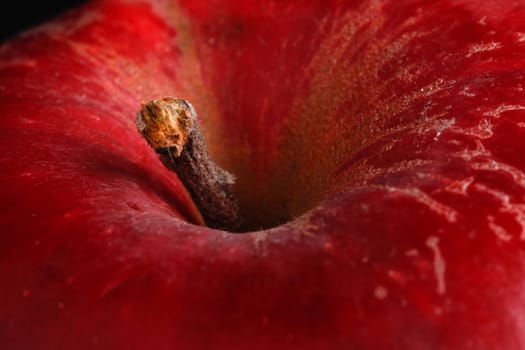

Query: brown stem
[136,97,241,231]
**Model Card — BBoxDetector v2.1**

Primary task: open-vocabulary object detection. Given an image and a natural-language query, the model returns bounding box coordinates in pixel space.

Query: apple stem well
[137,97,242,231]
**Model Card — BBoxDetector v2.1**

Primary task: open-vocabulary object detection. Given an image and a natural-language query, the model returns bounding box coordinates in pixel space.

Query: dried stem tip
[137,97,241,231]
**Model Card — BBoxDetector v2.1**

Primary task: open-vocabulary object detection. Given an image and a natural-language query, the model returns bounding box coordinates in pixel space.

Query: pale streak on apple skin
[405,249,419,257]
[466,41,502,57]
[459,86,477,97]
[433,118,456,140]
[487,215,513,242]
[426,236,446,296]
[472,160,525,190]
[383,186,459,223]
[432,117,494,141]
[434,176,475,197]
[482,104,525,118]
[455,140,525,190]
[448,137,525,240]
[478,16,488,26]
[474,183,525,241]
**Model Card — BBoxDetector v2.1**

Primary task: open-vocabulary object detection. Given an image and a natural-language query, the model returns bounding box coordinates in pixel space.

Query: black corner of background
[0,0,87,42]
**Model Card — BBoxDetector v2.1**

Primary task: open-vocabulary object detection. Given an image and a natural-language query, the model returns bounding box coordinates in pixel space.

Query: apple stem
[137,97,241,231]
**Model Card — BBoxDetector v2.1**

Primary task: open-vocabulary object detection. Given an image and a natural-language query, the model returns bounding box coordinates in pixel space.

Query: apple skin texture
[1,0,525,349]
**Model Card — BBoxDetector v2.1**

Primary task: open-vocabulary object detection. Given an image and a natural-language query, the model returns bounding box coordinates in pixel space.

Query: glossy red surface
[1,0,525,348]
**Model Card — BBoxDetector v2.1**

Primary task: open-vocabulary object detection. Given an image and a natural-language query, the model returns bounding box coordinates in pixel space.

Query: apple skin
[1,0,525,349]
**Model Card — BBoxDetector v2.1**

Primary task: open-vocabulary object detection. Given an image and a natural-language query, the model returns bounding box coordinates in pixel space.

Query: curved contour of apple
[1,0,525,349]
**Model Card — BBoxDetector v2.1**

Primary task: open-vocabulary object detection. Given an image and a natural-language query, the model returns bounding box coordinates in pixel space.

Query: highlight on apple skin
[1,0,525,349]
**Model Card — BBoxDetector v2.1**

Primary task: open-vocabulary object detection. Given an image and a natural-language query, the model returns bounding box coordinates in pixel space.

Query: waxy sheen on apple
[1,0,525,349]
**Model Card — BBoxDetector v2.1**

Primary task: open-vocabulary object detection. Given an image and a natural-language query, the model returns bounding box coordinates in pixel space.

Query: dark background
[0,0,86,42]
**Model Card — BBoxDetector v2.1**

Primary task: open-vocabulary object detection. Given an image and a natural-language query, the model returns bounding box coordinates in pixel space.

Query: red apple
[1,0,525,349]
